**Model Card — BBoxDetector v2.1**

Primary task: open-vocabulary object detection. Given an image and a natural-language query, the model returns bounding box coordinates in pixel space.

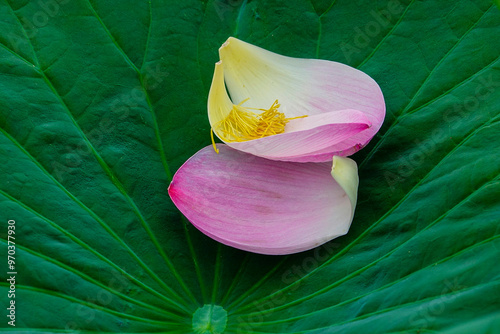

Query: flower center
[211,99,307,153]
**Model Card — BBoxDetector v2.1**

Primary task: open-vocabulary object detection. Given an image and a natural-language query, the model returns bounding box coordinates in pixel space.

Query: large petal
[208,61,374,162]
[168,145,359,255]
[217,37,385,161]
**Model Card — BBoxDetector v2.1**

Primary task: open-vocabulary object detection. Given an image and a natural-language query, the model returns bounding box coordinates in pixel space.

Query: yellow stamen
[210,128,219,154]
[210,99,307,153]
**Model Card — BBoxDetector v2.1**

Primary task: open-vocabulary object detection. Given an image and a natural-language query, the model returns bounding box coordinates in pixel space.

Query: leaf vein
[233,113,500,313]
[359,54,499,170]
[5,0,40,67]
[1,239,186,321]
[234,174,500,317]
[0,187,190,313]
[356,0,416,69]
[0,283,182,325]
[0,127,189,307]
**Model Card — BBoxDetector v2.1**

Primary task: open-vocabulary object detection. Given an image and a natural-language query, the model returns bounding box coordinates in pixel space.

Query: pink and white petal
[277,145,365,163]
[219,37,385,156]
[227,108,371,162]
[168,145,358,255]
[207,59,375,162]
[272,135,370,163]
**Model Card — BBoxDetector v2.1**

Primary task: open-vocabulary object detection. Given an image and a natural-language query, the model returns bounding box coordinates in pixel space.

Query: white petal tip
[331,156,359,209]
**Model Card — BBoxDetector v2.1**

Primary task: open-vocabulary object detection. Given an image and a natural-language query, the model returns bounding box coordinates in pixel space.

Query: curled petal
[209,37,385,162]
[227,109,371,162]
[207,62,233,126]
[168,145,359,255]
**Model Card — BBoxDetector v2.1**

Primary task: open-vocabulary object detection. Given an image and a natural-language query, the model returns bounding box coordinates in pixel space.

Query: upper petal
[168,145,358,255]
[207,59,375,162]
[226,108,371,162]
[217,37,385,160]
[207,61,233,127]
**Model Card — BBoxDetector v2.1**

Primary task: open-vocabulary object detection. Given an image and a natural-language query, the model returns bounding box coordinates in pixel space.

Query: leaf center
[192,304,228,334]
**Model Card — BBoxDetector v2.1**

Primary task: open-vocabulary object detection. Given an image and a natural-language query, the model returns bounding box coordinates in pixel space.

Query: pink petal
[168,145,357,255]
[218,37,385,161]
[227,108,371,162]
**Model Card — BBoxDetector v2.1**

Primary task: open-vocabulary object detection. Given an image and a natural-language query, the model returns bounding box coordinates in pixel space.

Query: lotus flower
[208,37,385,163]
[168,37,385,255]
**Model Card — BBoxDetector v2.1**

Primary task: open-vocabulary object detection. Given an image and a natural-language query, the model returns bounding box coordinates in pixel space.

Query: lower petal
[168,145,358,255]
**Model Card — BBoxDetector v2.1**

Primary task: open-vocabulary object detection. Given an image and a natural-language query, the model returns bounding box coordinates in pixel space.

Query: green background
[0,0,499,333]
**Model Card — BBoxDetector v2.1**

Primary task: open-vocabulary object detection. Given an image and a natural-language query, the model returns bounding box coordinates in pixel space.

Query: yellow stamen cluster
[211,99,307,153]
